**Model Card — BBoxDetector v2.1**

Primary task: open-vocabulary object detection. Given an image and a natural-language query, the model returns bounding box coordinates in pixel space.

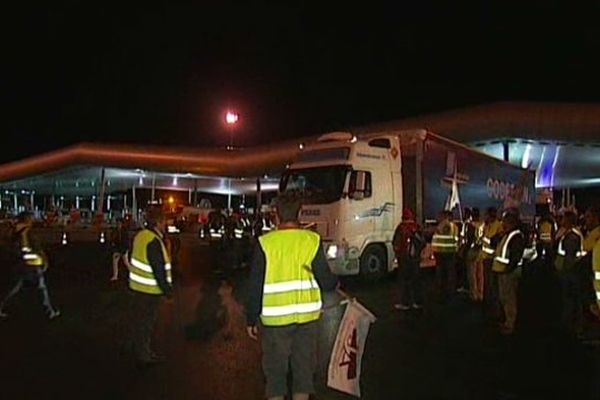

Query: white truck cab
[280,132,402,279]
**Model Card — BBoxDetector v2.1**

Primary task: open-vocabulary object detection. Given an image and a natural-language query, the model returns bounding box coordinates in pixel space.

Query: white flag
[327,300,376,398]
[445,162,461,212]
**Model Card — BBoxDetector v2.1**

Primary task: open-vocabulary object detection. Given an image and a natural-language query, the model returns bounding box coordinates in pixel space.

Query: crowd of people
[6,199,600,398]
[392,204,600,337]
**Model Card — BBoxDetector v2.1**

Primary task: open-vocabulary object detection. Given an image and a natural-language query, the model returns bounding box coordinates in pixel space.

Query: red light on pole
[225,111,239,125]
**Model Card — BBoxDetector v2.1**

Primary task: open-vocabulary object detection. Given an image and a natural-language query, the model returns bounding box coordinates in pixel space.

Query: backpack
[408,230,426,260]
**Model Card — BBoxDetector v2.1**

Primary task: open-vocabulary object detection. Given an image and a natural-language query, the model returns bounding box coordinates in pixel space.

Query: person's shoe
[48,310,61,320]
[456,287,468,294]
[393,303,411,311]
[0,310,8,319]
[110,276,119,282]
[411,303,423,310]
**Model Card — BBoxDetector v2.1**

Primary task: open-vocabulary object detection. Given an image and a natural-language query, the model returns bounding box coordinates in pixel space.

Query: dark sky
[2,2,600,163]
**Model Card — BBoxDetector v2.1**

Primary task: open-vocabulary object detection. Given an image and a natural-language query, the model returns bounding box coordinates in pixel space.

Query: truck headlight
[326,244,338,259]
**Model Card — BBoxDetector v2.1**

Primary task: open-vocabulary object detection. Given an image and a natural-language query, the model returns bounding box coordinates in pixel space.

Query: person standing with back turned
[125,207,173,366]
[245,194,337,400]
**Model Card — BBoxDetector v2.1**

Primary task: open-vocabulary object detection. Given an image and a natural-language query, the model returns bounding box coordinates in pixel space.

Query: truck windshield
[280,166,348,204]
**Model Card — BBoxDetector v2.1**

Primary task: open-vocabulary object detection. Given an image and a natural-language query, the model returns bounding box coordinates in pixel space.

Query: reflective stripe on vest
[557,228,586,258]
[481,221,503,258]
[259,229,322,326]
[482,236,495,254]
[538,222,553,242]
[209,229,222,238]
[492,230,523,272]
[262,219,272,232]
[129,229,172,295]
[432,223,458,253]
[18,226,45,267]
[523,242,538,262]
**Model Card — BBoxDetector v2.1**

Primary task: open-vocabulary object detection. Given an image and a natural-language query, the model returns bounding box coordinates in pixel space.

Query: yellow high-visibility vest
[584,226,600,253]
[432,222,459,253]
[471,221,484,248]
[592,238,600,305]
[555,228,586,271]
[480,220,503,259]
[129,229,172,295]
[259,229,322,327]
[538,221,554,243]
[492,229,523,273]
[16,224,45,267]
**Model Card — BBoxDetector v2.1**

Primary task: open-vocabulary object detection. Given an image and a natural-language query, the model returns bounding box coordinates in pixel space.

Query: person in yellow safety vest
[492,209,526,335]
[262,213,274,235]
[123,206,173,366]
[208,209,226,240]
[520,224,539,276]
[583,206,600,319]
[554,211,586,334]
[467,208,485,302]
[479,207,504,319]
[457,208,475,295]
[0,212,60,320]
[245,194,337,400]
[432,210,459,303]
[537,212,556,261]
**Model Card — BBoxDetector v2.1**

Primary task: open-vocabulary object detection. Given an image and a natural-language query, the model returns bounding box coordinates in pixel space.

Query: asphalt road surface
[1,234,600,399]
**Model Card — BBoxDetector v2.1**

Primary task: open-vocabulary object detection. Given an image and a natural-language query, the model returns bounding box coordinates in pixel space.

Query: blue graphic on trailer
[357,202,395,219]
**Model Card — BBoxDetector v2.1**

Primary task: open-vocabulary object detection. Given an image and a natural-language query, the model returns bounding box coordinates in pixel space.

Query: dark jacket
[561,230,582,271]
[245,237,337,326]
[505,232,526,273]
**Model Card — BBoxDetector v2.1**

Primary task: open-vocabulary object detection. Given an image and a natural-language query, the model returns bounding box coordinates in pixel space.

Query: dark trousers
[435,253,456,302]
[456,251,468,290]
[398,256,423,305]
[125,292,161,361]
[498,269,521,331]
[483,258,500,319]
[579,256,595,307]
[261,321,319,398]
[0,266,57,315]
[559,269,583,334]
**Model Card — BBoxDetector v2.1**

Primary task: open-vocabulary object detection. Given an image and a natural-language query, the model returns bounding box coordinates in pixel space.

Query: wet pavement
[1,234,600,399]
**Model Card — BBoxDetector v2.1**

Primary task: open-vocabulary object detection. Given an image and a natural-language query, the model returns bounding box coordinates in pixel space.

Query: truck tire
[359,244,387,281]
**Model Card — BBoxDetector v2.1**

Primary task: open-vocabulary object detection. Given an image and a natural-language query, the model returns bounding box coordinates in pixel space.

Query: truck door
[348,169,375,233]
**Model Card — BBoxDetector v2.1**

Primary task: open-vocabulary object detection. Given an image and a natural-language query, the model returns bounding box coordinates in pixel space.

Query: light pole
[224,110,239,210]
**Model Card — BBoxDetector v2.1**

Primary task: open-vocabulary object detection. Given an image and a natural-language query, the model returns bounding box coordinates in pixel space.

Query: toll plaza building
[3,101,600,223]
[0,142,296,224]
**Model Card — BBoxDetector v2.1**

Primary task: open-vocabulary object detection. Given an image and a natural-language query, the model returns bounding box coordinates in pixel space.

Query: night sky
[2,2,600,163]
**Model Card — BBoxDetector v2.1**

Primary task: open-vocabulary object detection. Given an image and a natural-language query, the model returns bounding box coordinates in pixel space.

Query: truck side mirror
[349,171,368,200]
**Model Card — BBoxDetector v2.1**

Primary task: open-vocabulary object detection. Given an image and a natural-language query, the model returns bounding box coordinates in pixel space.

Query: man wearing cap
[0,212,60,320]
[480,207,503,319]
[492,209,525,335]
[245,194,337,400]
[124,207,173,366]
[555,211,586,334]
[393,208,426,310]
[582,207,600,319]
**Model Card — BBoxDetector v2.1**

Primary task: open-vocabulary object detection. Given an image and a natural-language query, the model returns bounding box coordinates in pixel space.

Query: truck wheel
[359,245,387,281]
